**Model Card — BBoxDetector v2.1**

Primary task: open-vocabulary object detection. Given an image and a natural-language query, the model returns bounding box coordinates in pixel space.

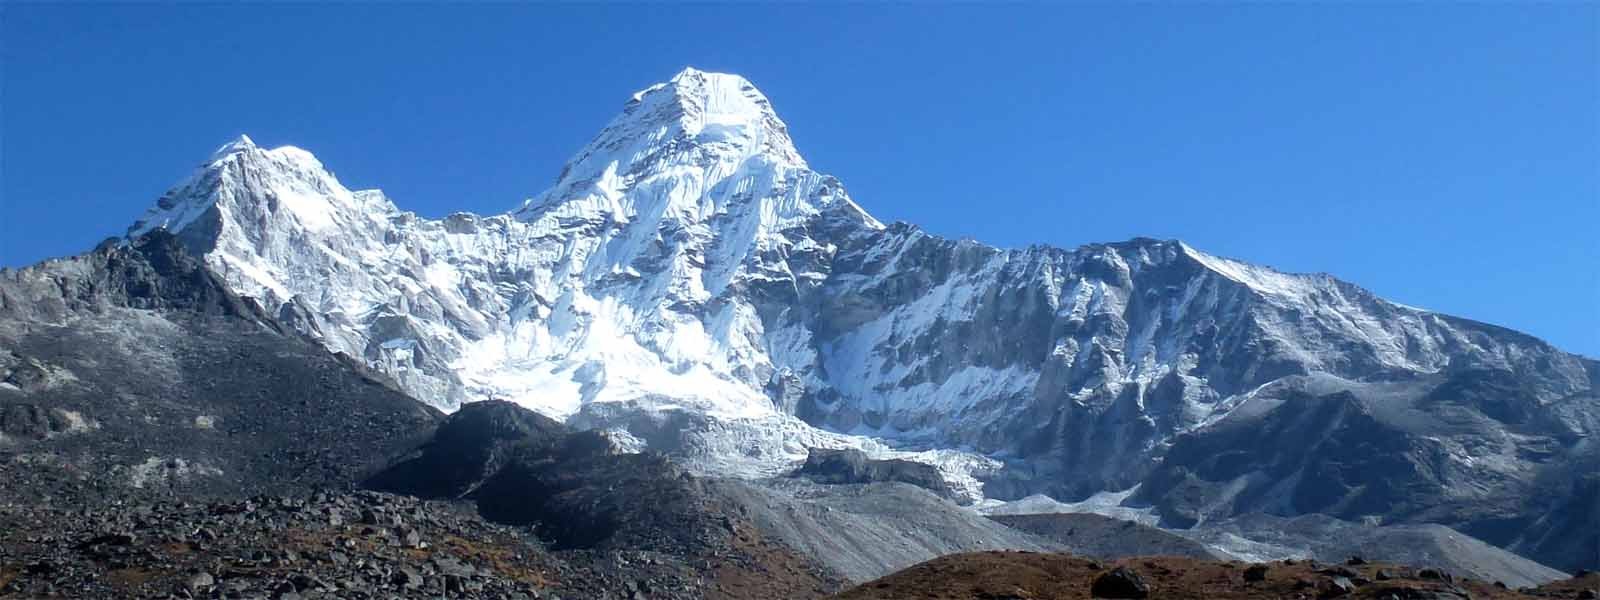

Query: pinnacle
[209,134,258,161]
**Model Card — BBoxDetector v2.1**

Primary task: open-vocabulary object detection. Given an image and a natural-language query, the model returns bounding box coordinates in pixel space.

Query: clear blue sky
[3,4,1596,356]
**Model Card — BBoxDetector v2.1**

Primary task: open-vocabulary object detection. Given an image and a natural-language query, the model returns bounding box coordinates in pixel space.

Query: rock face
[77,68,1600,570]
[364,400,569,500]
[0,232,440,504]
[791,448,956,499]
[369,400,749,555]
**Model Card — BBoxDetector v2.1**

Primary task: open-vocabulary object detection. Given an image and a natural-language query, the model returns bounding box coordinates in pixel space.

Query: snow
[1200,532,1308,563]
[209,134,256,160]
[977,487,1159,525]
[128,456,223,489]
[273,187,337,230]
[1180,243,1323,303]
[216,252,292,302]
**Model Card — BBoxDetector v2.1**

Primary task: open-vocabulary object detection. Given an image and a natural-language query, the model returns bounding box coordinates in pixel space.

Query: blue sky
[3,4,1596,356]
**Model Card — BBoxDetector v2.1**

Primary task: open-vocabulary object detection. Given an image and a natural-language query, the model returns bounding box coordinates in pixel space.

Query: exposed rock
[184,571,213,590]
[1322,575,1355,597]
[1245,564,1270,582]
[792,448,956,499]
[1091,566,1151,598]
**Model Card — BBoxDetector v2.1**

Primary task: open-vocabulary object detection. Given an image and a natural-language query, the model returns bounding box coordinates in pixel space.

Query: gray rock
[185,572,214,590]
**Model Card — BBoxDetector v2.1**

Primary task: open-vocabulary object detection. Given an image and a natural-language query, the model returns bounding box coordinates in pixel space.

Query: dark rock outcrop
[1091,566,1151,598]
[791,447,957,499]
[368,401,844,596]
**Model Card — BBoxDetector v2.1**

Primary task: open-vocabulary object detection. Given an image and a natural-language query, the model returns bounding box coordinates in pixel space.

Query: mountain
[116,67,1596,571]
[120,70,952,493]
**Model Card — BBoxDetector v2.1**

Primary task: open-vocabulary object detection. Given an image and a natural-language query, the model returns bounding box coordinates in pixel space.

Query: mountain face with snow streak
[124,68,1596,570]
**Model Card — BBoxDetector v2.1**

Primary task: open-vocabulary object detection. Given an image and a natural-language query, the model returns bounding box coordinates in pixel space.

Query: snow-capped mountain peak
[128,134,387,243]
[638,66,803,166]
[511,67,866,229]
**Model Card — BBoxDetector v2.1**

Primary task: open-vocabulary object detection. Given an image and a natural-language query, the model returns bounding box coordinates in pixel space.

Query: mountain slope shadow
[366,400,844,597]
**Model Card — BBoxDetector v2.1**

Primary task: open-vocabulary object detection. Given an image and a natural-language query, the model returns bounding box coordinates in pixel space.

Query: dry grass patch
[104,567,161,590]
[438,534,552,588]
[0,565,19,591]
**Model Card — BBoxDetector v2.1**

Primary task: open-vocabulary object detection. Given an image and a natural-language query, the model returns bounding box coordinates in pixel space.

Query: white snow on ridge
[1179,242,1324,304]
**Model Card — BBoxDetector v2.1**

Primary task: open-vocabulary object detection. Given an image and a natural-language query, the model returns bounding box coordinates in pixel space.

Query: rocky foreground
[835,551,1599,600]
[0,490,832,600]
[7,498,1595,600]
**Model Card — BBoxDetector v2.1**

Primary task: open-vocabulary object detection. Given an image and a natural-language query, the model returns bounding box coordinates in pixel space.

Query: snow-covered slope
[120,68,1597,569]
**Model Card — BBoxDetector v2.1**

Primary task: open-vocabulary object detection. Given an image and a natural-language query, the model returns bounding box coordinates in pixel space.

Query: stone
[445,574,465,594]
[1319,566,1359,578]
[186,572,215,590]
[1090,566,1150,599]
[1243,564,1269,582]
[1320,576,1354,597]
[392,565,422,589]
